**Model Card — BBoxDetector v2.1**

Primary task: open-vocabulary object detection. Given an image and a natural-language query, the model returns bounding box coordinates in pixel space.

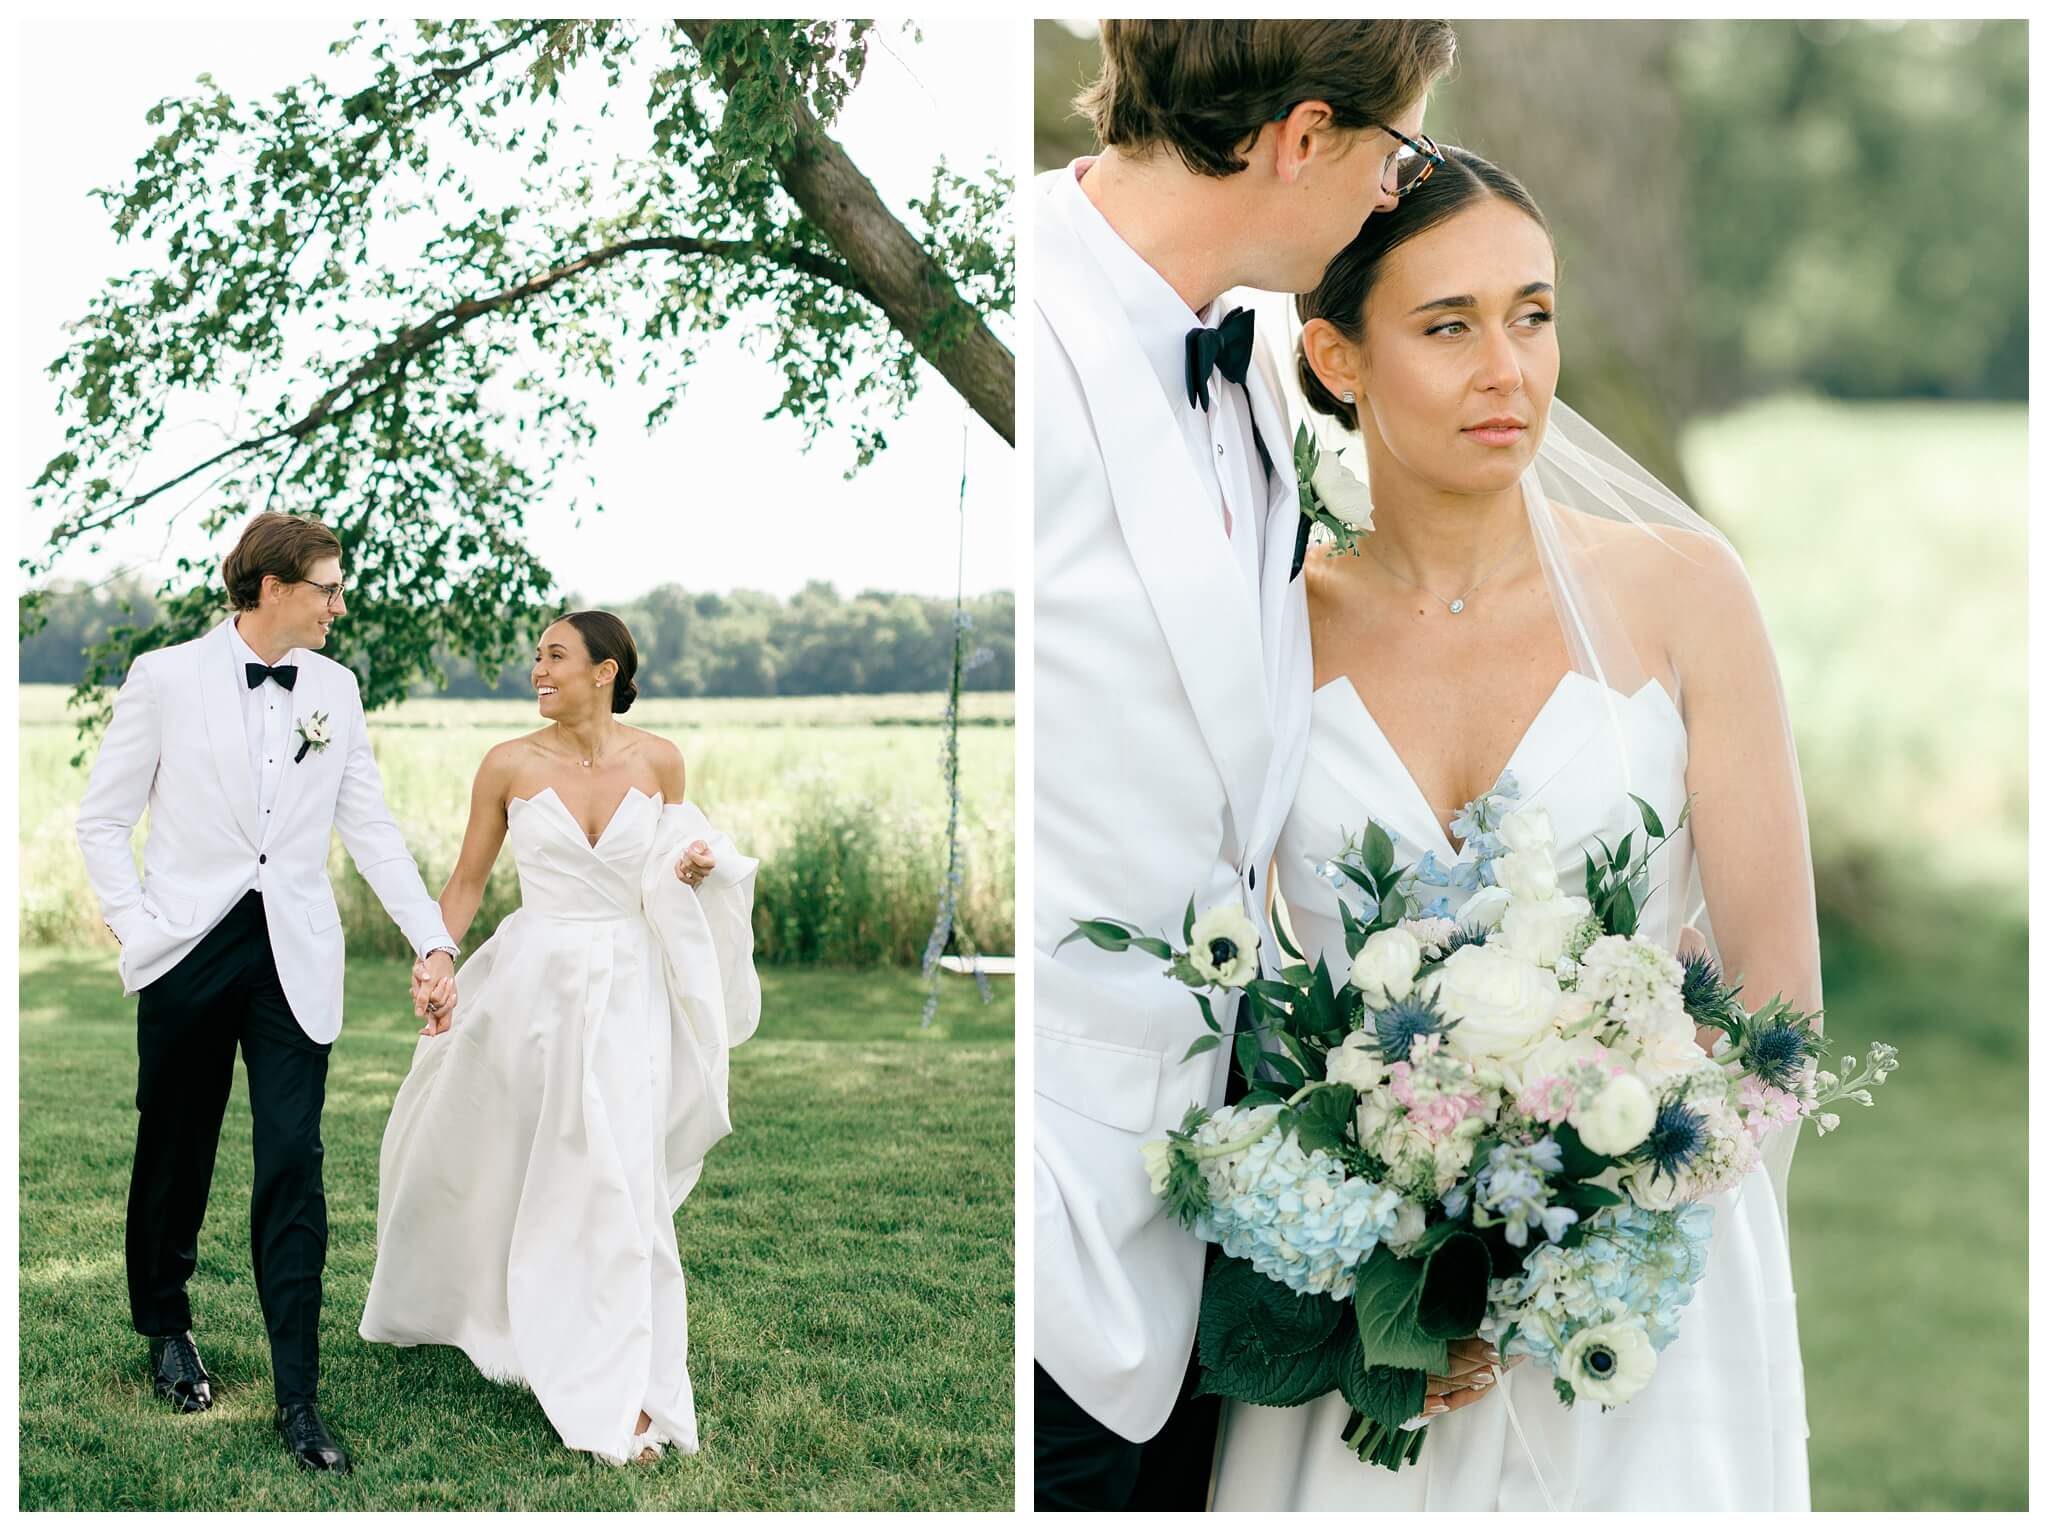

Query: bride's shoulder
[1562,507,1756,627]
[622,726,687,796]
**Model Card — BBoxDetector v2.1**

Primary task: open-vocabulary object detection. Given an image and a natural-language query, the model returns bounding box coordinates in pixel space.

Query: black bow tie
[1185,306,1257,412]
[246,662,298,691]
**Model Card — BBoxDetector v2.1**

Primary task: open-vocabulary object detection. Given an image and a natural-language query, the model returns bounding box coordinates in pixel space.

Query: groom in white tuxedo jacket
[76,512,459,1472]
[1032,21,1456,1510]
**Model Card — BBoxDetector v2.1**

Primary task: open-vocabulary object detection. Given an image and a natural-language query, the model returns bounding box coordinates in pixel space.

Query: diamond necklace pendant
[1448,598,1466,614]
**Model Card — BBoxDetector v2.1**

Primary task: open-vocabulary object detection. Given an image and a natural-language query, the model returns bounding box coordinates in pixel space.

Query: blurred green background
[1041,19,2025,1513]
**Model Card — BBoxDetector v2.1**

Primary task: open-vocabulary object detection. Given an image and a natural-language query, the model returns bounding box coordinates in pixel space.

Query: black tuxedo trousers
[126,890,332,1407]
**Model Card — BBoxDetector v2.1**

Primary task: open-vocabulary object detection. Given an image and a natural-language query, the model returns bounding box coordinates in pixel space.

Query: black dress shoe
[276,1402,353,1474]
[147,1332,213,1412]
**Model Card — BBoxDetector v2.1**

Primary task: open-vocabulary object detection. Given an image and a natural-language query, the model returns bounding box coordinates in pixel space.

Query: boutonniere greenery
[293,710,332,763]
[1294,423,1374,557]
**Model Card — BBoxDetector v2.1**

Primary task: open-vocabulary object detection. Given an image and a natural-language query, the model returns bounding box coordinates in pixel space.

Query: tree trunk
[1433,21,1697,495]
[685,20,1015,445]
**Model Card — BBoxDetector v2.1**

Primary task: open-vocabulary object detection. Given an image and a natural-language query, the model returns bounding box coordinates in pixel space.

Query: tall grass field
[1684,398,2025,1511]
[20,690,1015,967]
[18,956,1014,1510]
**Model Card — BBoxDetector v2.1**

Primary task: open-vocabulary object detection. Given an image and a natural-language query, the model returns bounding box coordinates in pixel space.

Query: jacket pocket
[140,885,196,928]
[306,897,342,934]
[1034,1029,1161,1134]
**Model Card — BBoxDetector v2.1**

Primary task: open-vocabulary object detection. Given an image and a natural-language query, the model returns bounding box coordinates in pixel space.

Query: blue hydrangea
[1195,1129,1403,1299]
[1491,1201,1716,1368]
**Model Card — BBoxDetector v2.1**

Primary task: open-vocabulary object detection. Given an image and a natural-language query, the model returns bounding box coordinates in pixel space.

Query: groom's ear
[1270,100,1338,184]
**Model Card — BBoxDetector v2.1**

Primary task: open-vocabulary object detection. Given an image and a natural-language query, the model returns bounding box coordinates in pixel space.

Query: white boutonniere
[293,710,332,763]
[1293,423,1374,555]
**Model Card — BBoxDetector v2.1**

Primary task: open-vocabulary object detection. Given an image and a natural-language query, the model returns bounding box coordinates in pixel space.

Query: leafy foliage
[27,19,1014,725]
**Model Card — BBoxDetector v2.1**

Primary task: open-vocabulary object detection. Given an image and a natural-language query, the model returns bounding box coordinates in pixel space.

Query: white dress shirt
[1057,161,1267,600]
[227,618,297,884]
[225,617,455,960]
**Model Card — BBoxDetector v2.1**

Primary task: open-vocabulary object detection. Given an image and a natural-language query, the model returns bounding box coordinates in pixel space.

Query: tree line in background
[21,578,1015,698]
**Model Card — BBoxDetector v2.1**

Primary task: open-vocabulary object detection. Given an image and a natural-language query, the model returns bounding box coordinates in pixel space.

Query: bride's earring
[1342,390,1356,404]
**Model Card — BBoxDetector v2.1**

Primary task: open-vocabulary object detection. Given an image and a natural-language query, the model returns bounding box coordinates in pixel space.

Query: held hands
[674,840,716,888]
[412,949,458,1036]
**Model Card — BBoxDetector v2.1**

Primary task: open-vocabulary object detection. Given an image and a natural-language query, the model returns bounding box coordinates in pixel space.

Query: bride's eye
[1424,318,1469,337]
[1518,309,1557,328]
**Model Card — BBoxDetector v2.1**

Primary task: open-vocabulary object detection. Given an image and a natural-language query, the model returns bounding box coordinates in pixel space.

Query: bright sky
[15,17,1017,603]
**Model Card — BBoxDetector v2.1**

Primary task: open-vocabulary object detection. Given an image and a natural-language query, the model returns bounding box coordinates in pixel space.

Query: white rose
[1311,447,1374,532]
[1495,806,1555,856]
[1325,1030,1388,1093]
[1572,1072,1656,1156]
[1456,884,1512,931]
[1499,893,1593,967]
[1626,1019,1707,1085]
[1387,1197,1428,1252]
[1507,1031,1607,1093]
[1188,904,1261,989]
[1424,944,1562,1063]
[1560,1320,1658,1407]
[1348,926,1423,1005]
[1495,851,1559,903]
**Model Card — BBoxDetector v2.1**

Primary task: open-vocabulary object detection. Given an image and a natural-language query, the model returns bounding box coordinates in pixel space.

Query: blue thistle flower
[1371,992,1453,1061]
[1743,1015,1827,1091]
[1634,1097,1708,1186]
[1679,950,1743,1034]
[1442,924,1491,956]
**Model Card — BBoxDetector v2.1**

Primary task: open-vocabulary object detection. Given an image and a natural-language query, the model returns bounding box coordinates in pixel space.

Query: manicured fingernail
[1424,1399,1448,1416]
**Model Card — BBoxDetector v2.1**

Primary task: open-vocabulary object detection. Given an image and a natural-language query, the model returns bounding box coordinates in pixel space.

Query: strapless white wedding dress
[360,788,760,1465]
[1212,672,1809,1511]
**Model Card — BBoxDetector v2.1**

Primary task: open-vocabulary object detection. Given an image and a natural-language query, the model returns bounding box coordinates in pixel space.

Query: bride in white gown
[1212,148,1818,1510]
[360,610,760,1466]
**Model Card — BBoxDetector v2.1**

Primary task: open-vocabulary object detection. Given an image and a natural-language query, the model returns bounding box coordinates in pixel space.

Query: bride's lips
[1463,417,1527,447]
[536,686,557,702]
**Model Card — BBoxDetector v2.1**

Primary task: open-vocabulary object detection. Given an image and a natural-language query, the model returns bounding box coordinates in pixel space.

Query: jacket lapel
[200,620,262,849]
[1243,317,1314,861]
[1037,177,1272,850]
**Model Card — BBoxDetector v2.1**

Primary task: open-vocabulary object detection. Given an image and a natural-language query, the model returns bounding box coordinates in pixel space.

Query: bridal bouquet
[1064,778,1897,1471]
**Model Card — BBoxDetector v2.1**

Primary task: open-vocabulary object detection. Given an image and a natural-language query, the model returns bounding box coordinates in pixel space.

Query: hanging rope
[920,419,993,1026]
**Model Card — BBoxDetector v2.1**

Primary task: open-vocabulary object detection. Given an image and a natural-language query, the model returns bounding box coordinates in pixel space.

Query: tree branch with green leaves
[27,18,1014,728]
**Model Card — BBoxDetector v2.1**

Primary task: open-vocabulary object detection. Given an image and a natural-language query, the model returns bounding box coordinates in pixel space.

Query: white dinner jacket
[76,617,455,1045]
[1033,166,1314,1443]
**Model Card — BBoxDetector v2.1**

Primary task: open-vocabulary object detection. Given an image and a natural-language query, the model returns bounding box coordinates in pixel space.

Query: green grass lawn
[1793,893,2026,1511]
[18,954,1015,1511]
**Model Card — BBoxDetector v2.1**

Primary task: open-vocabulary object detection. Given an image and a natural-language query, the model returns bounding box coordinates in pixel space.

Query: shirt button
[259,854,267,865]
[1216,443,1225,456]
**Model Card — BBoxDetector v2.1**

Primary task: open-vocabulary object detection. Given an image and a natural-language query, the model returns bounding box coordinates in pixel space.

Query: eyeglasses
[1268,107,1444,198]
[300,579,347,607]
[1375,123,1443,198]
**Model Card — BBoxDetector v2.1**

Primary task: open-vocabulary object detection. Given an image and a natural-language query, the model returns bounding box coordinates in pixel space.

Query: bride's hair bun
[1295,145,1552,436]
[558,609,640,714]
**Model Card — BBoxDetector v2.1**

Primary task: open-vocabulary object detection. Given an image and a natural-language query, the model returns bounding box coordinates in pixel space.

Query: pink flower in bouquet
[1738,1074,1803,1140]
[1387,1043,1488,1143]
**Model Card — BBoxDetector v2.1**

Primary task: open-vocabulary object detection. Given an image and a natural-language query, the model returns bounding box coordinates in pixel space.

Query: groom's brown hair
[223,512,343,611]
[1077,20,1457,178]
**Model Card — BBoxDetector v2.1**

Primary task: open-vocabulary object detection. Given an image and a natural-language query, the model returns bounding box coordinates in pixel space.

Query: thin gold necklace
[1366,532,1527,616]
[558,725,612,769]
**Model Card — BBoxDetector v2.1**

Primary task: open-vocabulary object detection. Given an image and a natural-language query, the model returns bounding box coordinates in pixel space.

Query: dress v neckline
[1313,672,1677,866]
[510,785,656,851]
[1313,672,1578,863]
